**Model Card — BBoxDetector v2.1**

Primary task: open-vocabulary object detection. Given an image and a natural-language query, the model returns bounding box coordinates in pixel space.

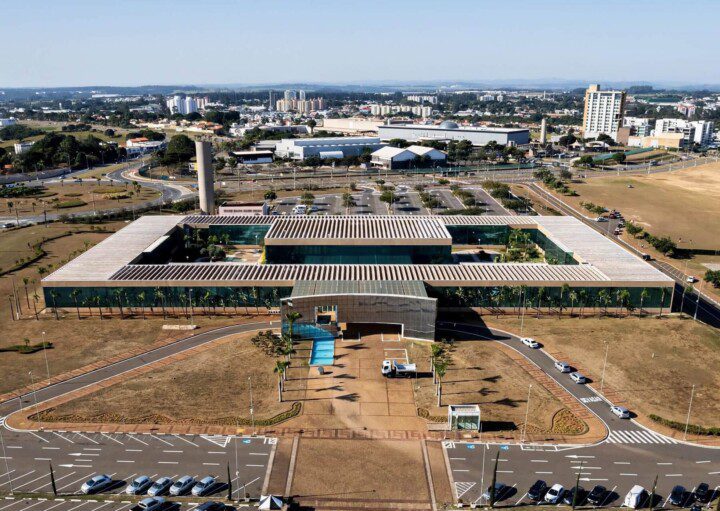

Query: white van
[292,204,307,215]
[623,485,647,509]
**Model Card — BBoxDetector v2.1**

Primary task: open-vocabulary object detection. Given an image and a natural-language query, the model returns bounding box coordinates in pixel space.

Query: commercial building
[623,117,653,137]
[378,121,530,146]
[43,215,673,343]
[218,201,269,216]
[371,145,447,170]
[582,84,626,141]
[627,133,685,150]
[320,118,385,134]
[274,136,385,160]
[13,141,35,154]
[0,118,16,127]
[655,119,714,147]
[230,150,274,164]
[369,104,433,118]
[125,137,166,156]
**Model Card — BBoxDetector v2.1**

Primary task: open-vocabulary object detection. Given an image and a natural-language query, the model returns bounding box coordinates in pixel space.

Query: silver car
[147,477,172,497]
[192,476,217,496]
[126,476,152,495]
[169,475,195,496]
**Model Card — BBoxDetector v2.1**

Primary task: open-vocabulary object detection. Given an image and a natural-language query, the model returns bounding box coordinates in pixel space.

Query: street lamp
[683,384,696,441]
[42,331,50,378]
[248,376,255,432]
[28,371,40,420]
[600,341,610,393]
[521,384,532,443]
[0,426,13,494]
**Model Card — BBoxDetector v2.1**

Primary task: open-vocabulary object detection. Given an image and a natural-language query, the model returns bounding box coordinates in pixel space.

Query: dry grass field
[483,316,720,428]
[0,222,241,395]
[408,339,574,434]
[1,182,160,219]
[44,330,294,425]
[561,162,720,249]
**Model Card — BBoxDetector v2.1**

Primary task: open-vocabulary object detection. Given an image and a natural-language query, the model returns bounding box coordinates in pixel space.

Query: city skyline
[3,0,720,88]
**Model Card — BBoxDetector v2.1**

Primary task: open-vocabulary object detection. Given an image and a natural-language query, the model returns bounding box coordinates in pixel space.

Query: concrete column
[195,140,215,215]
[540,118,547,144]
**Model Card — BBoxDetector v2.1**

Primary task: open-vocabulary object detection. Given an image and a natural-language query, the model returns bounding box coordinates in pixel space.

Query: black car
[695,483,711,504]
[670,485,686,507]
[197,503,227,511]
[528,480,548,501]
[587,485,607,505]
[563,486,585,506]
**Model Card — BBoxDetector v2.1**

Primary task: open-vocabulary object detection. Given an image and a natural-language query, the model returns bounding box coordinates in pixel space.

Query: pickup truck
[381,360,417,378]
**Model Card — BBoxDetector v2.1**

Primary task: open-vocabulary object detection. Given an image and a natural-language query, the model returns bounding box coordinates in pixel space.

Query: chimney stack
[195,140,215,215]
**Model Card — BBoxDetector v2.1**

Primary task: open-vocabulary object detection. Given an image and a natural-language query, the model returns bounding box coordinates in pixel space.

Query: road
[437,321,720,507]
[529,183,720,328]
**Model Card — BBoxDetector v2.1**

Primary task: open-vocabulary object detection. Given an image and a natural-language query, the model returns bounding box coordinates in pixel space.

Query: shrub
[649,414,720,436]
[56,199,87,209]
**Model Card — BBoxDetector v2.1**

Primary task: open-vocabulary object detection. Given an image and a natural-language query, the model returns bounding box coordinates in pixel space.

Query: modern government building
[378,121,531,146]
[43,214,674,342]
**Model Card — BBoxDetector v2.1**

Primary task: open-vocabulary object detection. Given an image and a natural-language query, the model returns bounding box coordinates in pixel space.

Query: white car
[521,337,539,348]
[130,497,165,511]
[686,276,696,283]
[544,484,565,504]
[125,475,152,495]
[81,474,113,494]
[623,485,647,509]
[191,476,216,496]
[569,372,586,384]
[554,361,571,373]
[611,405,630,419]
[595,216,609,222]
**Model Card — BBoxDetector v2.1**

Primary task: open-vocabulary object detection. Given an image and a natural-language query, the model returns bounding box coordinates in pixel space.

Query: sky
[2,0,719,88]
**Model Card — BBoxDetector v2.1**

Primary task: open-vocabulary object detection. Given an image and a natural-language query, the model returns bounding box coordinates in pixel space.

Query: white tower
[195,140,215,215]
[540,118,547,144]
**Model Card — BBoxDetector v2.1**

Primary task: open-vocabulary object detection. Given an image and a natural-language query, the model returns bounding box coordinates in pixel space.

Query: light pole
[521,384,532,443]
[683,384,695,441]
[42,331,50,378]
[693,281,703,322]
[600,341,610,393]
[248,376,255,431]
[28,371,40,420]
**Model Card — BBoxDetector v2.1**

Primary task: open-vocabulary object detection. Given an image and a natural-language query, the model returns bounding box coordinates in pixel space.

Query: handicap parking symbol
[467,444,476,450]
[243,439,251,444]
[500,445,509,451]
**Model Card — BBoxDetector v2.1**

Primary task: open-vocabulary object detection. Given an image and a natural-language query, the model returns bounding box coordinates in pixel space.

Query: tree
[163,135,195,165]
[300,191,315,206]
[264,190,277,201]
[434,359,448,407]
[306,119,317,134]
[379,190,397,208]
[611,152,626,164]
[274,360,289,402]
[70,288,81,319]
[341,192,355,208]
[388,138,409,148]
[625,221,644,238]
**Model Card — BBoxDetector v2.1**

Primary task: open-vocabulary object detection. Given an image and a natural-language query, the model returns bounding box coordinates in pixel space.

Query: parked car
[81,474,113,494]
[613,228,621,235]
[528,480,548,501]
[554,361,571,373]
[130,497,165,511]
[686,275,696,283]
[596,216,609,222]
[641,253,652,261]
[191,476,217,497]
[611,405,630,419]
[624,485,648,509]
[482,482,507,503]
[570,372,587,384]
[197,503,227,511]
[169,476,196,496]
[586,485,607,505]
[563,486,584,506]
[381,360,417,378]
[544,484,565,504]
[196,503,227,511]
[126,476,153,495]
[695,483,711,503]
[669,485,686,507]
[148,477,173,497]
[521,337,540,348]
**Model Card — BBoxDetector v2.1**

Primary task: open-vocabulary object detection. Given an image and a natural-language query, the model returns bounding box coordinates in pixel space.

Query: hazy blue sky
[3,0,719,87]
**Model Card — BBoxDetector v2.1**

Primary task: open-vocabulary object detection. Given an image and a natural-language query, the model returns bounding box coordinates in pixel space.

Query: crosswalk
[455,481,476,499]
[606,429,678,444]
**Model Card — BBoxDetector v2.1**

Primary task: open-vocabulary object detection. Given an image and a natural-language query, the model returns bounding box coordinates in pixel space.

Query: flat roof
[381,124,529,134]
[264,216,452,246]
[291,280,429,299]
[43,214,673,287]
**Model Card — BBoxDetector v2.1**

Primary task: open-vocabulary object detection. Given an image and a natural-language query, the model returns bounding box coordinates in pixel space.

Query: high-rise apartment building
[582,84,626,141]
[165,95,208,115]
[275,97,326,113]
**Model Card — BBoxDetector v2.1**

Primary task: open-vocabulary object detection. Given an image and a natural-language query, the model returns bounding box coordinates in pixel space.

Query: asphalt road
[436,321,720,507]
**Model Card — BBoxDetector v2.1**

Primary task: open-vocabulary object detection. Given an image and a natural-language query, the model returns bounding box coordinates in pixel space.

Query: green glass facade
[446,225,510,245]
[429,285,671,310]
[265,244,452,264]
[208,225,271,245]
[44,286,293,309]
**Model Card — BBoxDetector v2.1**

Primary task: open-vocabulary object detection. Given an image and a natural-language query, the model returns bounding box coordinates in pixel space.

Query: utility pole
[600,341,610,393]
[249,376,255,431]
[521,384,532,443]
[42,331,50,378]
[683,384,695,441]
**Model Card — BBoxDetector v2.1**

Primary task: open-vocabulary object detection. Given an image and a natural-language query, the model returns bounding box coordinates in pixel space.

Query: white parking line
[163,450,183,454]
[28,431,50,443]
[101,434,124,445]
[620,473,638,476]
[0,470,36,486]
[53,432,75,444]
[74,432,100,445]
[57,472,96,491]
[666,473,683,477]
[535,471,553,474]
[172,435,198,447]
[150,435,173,446]
[14,472,54,489]
[126,435,148,446]
[125,449,142,453]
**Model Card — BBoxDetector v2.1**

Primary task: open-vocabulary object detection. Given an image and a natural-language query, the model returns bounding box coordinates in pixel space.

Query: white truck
[381,360,417,378]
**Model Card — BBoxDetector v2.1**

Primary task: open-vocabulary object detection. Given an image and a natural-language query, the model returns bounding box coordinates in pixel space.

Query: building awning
[290,280,429,299]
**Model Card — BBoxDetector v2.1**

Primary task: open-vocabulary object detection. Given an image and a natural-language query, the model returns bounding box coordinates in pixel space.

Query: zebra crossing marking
[606,430,677,444]
[201,435,232,448]
[455,482,476,499]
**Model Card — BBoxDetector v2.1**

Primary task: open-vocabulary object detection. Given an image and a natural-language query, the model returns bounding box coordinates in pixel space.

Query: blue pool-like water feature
[290,323,336,366]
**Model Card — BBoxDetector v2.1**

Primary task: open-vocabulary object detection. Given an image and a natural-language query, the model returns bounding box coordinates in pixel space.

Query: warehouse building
[274,136,385,160]
[43,215,674,342]
[370,145,447,169]
[378,121,530,146]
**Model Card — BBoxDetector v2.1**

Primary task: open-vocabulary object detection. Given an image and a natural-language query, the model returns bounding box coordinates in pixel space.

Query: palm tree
[434,360,448,407]
[568,290,578,316]
[559,283,570,318]
[578,289,588,316]
[597,289,610,316]
[285,311,302,339]
[70,288,81,319]
[430,344,444,385]
[32,291,40,320]
[658,288,667,318]
[535,287,545,318]
[156,288,167,319]
[22,277,31,309]
[639,288,649,316]
[617,289,632,316]
[113,288,125,319]
[137,291,147,320]
[49,290,59,320]
[251,287,260,314]
[274,360,289,402]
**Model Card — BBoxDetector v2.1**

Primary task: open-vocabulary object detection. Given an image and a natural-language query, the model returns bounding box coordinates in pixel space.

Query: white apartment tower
[582,84,626,141]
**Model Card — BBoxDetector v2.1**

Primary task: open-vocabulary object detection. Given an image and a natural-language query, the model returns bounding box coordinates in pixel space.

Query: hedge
[649,414,720,436]
[56,199,87,209]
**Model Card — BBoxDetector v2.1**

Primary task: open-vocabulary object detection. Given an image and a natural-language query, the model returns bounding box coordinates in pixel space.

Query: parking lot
[0,497,249,510]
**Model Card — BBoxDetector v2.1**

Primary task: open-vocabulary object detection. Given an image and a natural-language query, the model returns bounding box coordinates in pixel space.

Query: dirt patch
[291,438,431,502]
[483,316,720,428]
[409,339,569,434]
[42,331,298,425]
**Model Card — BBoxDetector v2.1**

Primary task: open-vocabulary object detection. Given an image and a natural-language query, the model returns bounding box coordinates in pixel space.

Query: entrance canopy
[291,280,428,299]
[449,404,481,431]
